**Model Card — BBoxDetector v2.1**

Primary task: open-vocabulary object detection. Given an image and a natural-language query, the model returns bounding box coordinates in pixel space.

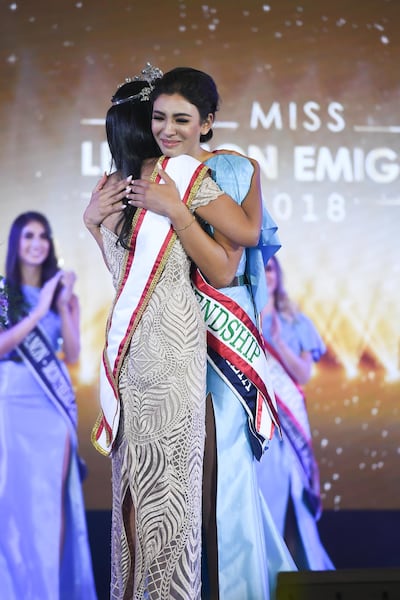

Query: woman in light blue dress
[0,212,97,600]
[258,255,334,571]
[150,67,296,600]
[203,153,296,600]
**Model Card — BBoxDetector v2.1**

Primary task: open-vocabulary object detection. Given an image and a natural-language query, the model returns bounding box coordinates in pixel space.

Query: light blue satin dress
[204,154,296,600]
[259,312,334,571]
[0,285,97,600]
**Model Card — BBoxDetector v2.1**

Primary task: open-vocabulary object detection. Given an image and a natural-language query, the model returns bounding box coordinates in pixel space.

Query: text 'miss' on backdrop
[1,0,399,512]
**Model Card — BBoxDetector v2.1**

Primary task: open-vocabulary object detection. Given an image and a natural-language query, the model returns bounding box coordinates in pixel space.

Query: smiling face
[18,220,50,268]
[151,93,213,160]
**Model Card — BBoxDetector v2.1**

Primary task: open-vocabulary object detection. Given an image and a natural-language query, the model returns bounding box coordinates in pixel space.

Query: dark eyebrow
[152,110,192,118]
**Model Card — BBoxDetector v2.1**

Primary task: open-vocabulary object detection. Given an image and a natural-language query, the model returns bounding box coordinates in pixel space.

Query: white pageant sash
[263,338,322,517]
[191,268,280,459]
[93,155,209,455]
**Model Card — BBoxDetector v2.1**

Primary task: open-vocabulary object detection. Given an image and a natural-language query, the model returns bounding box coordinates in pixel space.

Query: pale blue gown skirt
[204,154,296,599]
[207,285,296,600]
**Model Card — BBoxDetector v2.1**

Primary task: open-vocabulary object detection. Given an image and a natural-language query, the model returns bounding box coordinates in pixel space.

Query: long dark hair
[106,80,161,247]
[5,211,59,319]
[151,67,220,143]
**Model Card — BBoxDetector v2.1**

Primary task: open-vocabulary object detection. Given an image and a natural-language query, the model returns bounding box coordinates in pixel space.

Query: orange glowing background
[0,0,399,510]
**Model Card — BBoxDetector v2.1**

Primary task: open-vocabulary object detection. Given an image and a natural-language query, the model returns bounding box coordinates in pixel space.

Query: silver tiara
[112,63,163,106]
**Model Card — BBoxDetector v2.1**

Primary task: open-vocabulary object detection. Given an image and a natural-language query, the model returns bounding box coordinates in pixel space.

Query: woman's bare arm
[83,173,129,260]
[83,167,242,288]
[0,272,63,358]
[56,271,81,364]
[128,161,262,247]
[196,156,262,246]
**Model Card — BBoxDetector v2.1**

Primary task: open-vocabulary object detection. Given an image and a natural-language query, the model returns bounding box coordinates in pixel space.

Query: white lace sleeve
[100,225,125,290]
[189,175,224,212]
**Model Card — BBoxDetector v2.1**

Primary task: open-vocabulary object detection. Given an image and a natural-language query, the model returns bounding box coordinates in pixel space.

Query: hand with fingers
[35,271,65,319]
[83,172,133,231]
[56,270,77,310]
[125,165,185,222]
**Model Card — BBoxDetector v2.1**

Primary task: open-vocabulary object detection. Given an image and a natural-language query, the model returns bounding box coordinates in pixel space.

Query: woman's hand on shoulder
[83,172,131,231]
[126,166,186,222]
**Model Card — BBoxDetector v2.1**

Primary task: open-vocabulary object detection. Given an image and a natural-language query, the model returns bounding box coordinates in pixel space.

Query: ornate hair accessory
[111,62,163,106]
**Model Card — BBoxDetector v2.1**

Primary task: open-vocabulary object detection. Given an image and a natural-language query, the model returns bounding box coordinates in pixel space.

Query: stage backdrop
[1,0,399,511]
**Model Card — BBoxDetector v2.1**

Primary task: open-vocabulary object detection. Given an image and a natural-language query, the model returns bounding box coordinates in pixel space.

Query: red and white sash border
[93,155,209,455]
[263,338,321,515]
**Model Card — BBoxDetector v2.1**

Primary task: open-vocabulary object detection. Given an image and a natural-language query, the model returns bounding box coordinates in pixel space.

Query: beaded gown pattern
[102,180,219,600]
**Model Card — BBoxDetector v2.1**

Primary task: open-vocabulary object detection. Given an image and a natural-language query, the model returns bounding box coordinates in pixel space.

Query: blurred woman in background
[0,211,97,600]
[258,255,334,571]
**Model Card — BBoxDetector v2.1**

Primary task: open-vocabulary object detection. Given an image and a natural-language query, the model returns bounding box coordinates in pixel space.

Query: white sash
[263,339,322,517]
[93,155,209,455]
